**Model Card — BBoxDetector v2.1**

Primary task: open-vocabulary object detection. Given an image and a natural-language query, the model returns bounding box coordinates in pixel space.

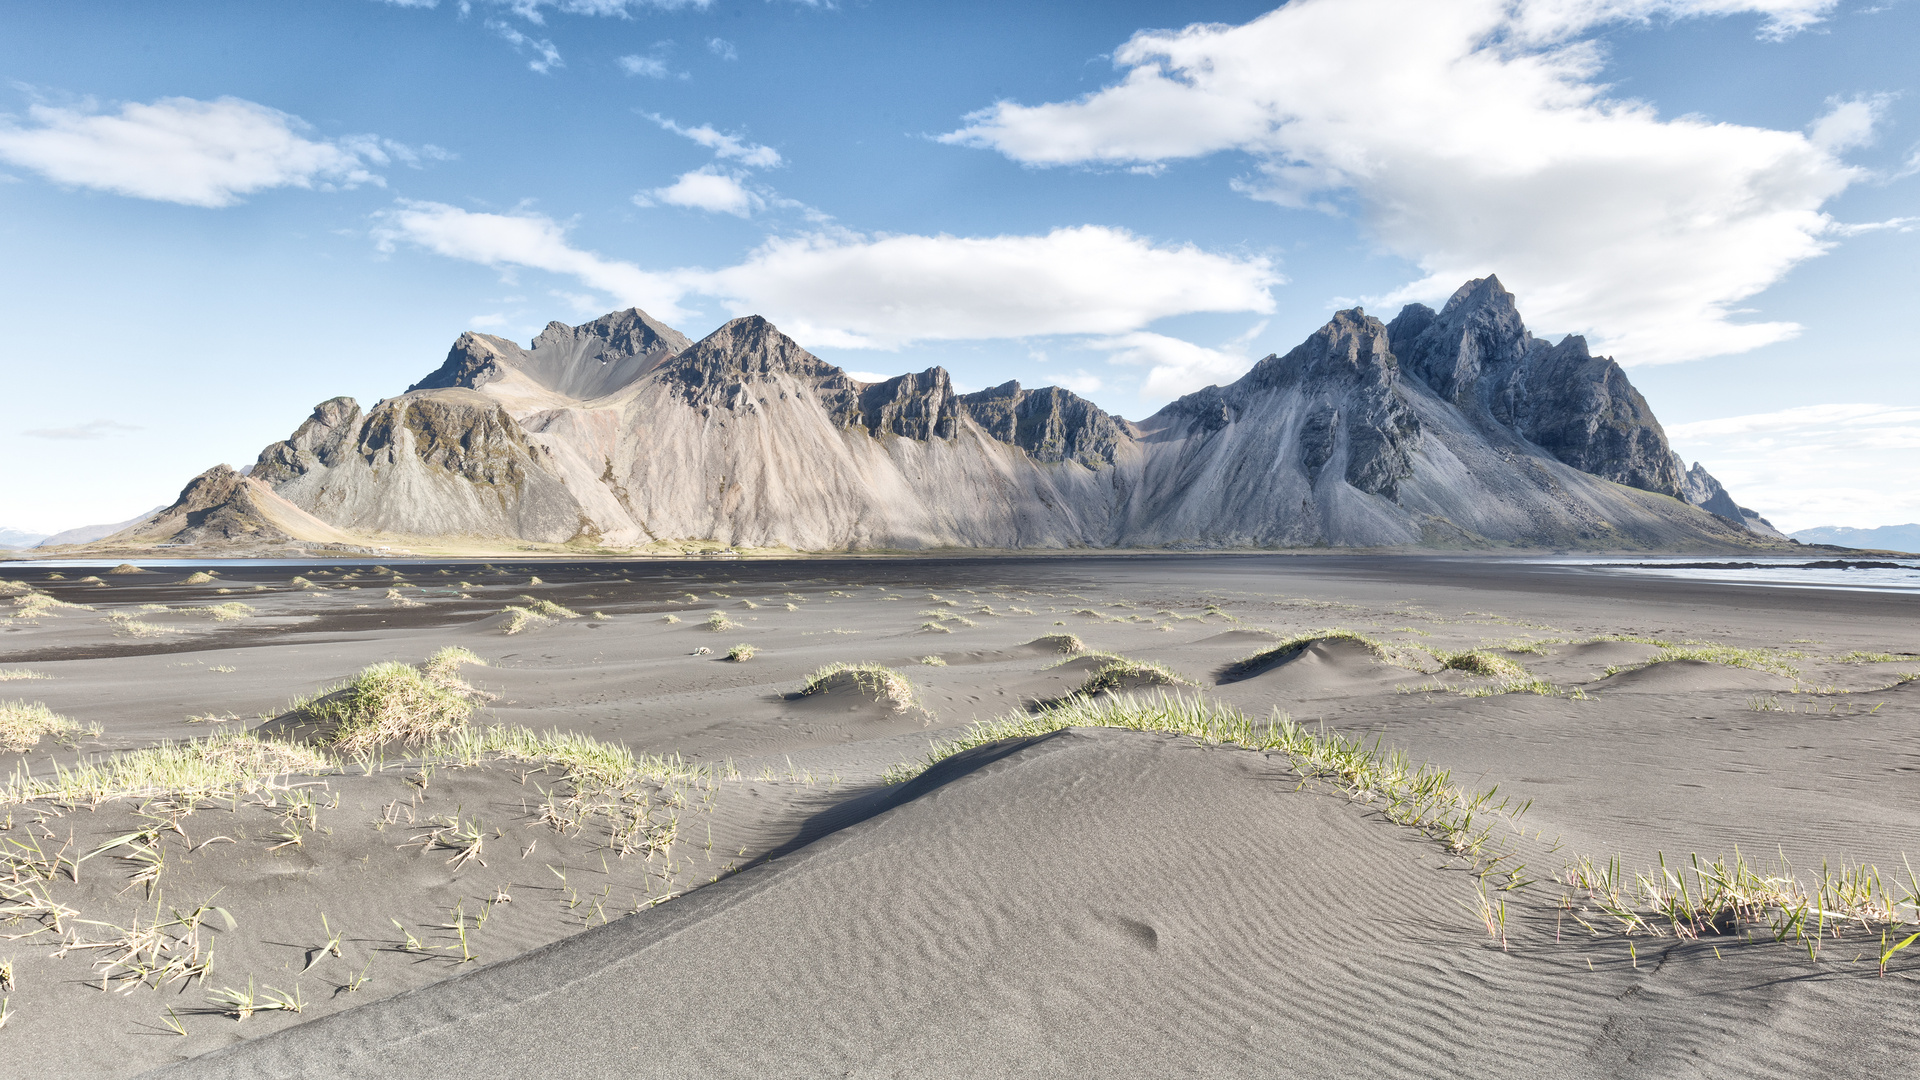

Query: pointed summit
[411,308,693,400]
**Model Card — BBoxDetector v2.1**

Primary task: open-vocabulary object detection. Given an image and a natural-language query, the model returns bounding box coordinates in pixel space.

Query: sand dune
[0,554,1912,1077]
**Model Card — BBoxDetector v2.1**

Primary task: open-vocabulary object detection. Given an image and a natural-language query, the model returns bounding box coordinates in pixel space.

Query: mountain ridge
[79,276,1788,554]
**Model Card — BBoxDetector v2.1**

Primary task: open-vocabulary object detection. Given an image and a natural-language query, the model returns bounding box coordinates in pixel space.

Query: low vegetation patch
[106,563,148,575]
[797,663,917,711]
[181,571,217,585]
[291,648,489,752]
[182,602,256,622]
[884,694,1518,861]
[1602,642,1802,679]
[1026,634,1084,654]
[726,644,756,662]
[1221,629,1431,680]
[918,655,947,666]
[706,611,737,632]
[0,701,81,753]
[1078,658,1190,696]
[0,670,47,682]
[3,729,330,804]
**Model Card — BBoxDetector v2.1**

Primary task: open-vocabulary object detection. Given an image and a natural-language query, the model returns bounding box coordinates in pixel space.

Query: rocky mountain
[1673,457,1785,539]
[100,277,1785,553]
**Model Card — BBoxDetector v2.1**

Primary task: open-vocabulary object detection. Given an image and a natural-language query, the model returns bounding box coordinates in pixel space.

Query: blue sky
[1,0,1915,535]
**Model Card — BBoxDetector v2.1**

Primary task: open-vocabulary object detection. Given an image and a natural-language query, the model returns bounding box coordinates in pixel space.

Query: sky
[0,0,1915,536]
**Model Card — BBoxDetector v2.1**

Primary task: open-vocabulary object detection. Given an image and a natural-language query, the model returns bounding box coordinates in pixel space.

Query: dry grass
[726,644,756,662]
[1078,658,1190,696]
[706,611,737,632]
[1222,629,1431,680]
[0,670,47,683]
[180,571,217,585]
[1026,634,1085,654]
[106,564,147,575]
[3,730,330,804]
[0,701,80,753]
[797,663,917,711]
[292,648,488,752]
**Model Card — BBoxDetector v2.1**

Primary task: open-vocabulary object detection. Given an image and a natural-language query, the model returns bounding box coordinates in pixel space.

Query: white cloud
[708,37,738,60]
[942,0,1862,366]
[1667,404,1920,530]
[469,312,509,328]
[371,203,1276,350]
[0,96,382,207]
[374,0,440,8]
[1809,93,1894,152]
[844,370,892,383]
[650,168,762,216]
[686,226,1277,349]
[1051,370,1104,395]
[490,0,711,22]
[371,200,694,321]
[646,115,781,167]
[487,20,563,72]
[1826,216,1918,236]
[23,419,143,440]
[618,54,671,79]
[1098,332,1258,398]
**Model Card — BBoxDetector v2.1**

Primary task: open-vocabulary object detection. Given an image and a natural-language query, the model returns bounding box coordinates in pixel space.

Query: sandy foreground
[0,554,1915,1077]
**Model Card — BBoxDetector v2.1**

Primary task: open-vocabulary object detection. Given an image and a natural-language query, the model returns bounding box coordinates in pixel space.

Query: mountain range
[1788,524,1920,554]
[81,276,1788,554]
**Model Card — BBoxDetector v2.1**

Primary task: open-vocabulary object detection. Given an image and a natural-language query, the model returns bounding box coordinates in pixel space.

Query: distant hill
[0,527,49,549]
[94,276,1789,554]
[1789,524,1920,555]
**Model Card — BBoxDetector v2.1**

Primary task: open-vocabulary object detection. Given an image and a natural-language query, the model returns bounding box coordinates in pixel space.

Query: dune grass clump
[106,563,147,575]
[3,730,330,804]
[11,591,94,620]
[1601,642,1802,679]
[182,602,256,622]
[180,571,217,585]
[919,621,952,633]
[1027,633,1084,654]
[1222,629,1428,680]
[1835,650,1910,664]
[884,694,1520,859]
[0,670,47,682]
[294,648,487,752]
[706,611,737,632]
[1078,658,1190,696]
[726,644,756,662]
[500,606,550,634]
[515,597,579,619]
[918,655,947,666]
[0,701,81,753]
[797,662,917,711]
[385,588,425,609]
[660,614,682,624]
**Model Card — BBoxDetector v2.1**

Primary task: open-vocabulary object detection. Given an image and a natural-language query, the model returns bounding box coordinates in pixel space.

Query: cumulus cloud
[646,115,781,167]
[1666,403,1920,530]
[942,0,1866,366]
[23,419,142,440]
[649,168,762,216]
[0,96,386,207]
[686,227,1277,349]
[371,201,693,321]
[371,203,1277,349]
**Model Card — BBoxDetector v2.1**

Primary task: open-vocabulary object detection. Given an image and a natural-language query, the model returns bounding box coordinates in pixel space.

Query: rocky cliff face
[117,280,1778,552]
[1389,277,1683,498]
[1673,455,1786,539]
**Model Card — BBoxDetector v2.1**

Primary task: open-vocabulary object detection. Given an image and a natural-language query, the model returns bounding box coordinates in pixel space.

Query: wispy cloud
[0,95,400,207]
[618,54,670,78]
[707,37,738,60]
[23,419,143,441]
[1666,403,1920,531]
[645,114,781,168]
[371,202,1277,350]
[486,19,563,72]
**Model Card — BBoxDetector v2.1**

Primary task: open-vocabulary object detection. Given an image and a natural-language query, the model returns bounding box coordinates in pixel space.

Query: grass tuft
[706,611,737,632]
[292,651,487,752]
[0,701,81,753]
[797,662,917,711]
[3,730,329,804]
[0,670,48,683]
[1026,634,1085,654]
[1222,629,1430,680]
[726,643,756,662]
[1078,658,1190,696]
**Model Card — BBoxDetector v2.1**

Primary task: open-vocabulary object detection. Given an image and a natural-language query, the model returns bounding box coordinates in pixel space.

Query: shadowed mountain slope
[103,277,1784,552]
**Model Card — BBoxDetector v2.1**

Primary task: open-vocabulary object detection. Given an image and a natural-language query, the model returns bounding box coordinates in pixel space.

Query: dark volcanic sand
[0,554,1913,1077]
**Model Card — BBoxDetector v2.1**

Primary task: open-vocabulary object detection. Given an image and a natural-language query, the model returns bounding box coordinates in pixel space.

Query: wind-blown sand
[0,554,1913,1076]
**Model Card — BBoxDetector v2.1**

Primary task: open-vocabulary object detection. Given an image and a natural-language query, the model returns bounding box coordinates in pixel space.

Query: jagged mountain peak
[411,307,693,401]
